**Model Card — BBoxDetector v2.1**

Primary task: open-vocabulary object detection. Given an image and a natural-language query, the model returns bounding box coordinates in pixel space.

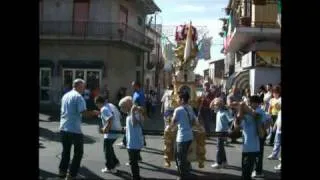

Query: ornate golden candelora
[163,22,206,168]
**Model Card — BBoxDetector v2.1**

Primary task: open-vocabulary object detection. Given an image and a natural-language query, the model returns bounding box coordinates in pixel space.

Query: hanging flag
[183,22,193,62]
[277,0,281,27]
[197,37,212,60]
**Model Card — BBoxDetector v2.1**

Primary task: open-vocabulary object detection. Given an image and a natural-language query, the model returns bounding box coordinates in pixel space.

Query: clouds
[174,5,208,12]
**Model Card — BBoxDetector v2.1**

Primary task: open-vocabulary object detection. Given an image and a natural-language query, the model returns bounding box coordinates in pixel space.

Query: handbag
[228,122,242,139]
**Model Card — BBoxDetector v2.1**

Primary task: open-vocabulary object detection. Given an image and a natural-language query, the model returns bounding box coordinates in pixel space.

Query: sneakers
[116,142,126,149]
[252,171,265,178]
[211,163,223,169]
[274,164,281,172]
[101,167,117,173]
[267,154,279,160]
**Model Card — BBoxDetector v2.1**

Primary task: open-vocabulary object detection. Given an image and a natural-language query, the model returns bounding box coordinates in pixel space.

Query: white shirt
[101,103,122,139]
[161,90,174,111]
[276,110,281,133]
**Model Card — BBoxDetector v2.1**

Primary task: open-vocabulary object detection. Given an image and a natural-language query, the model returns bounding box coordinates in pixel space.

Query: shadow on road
[78,166,104,179]
[114,169,132,180]
[39,127,97,144]
[141,149,164,156]
[39,169,58,179]
[140,161,178,176]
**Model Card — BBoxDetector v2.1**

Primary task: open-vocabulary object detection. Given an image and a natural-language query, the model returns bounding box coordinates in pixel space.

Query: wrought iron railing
[39,21,154,49]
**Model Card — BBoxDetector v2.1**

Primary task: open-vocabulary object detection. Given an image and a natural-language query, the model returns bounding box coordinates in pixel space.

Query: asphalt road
[39,111,281,180]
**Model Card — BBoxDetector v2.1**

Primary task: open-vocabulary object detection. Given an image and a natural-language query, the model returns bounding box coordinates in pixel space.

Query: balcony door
[119,5,128,36]
[73,0,90,36]
[62,68,102,91]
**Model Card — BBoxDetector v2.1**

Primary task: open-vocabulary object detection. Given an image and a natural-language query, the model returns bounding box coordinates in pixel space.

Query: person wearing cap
[59,79,100,180]
[198,81,216,136]
[210,97,233,169]
[170,91,200,180]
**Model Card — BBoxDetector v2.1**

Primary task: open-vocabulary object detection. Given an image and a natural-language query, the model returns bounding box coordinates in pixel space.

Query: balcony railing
[39,21,154,50]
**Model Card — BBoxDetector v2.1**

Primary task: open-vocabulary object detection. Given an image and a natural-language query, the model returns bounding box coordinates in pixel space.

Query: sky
[153,0,227,76]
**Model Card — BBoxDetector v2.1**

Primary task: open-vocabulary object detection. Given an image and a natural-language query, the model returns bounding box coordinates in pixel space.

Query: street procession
[39,0,281,180]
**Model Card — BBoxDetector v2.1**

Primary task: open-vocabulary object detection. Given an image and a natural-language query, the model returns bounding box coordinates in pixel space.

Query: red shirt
[201,90,215,108]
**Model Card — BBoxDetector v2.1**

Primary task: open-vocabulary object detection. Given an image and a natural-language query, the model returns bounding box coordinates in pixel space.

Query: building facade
[144,24,162,93]
[208,59,225,86]
[221,0,281,94]
[39,0,161,107]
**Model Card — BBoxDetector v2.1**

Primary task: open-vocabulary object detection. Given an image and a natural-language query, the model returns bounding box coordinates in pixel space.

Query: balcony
[225,0,280,53]
[39,21,154,51]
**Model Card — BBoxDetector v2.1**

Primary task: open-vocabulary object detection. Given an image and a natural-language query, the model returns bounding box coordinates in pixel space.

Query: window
[136,55,141,66]
[137,16,143,26]
[73,0,90,35]
[136,71,141,83]
[40,68,51,102]
[63,69,102,91]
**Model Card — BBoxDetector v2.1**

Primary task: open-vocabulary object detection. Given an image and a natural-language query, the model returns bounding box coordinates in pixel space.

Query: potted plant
[240,16,251,27]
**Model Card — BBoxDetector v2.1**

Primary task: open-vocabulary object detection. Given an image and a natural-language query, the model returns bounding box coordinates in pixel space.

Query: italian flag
[277,0,281,27]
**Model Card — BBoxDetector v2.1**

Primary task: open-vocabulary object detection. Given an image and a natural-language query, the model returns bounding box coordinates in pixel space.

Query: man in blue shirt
[95,96,122,174]
[132,81,146,107]
[119,96,145,180]
[170,91,199,180]
[234,102,261,180]
[59,79,99,179]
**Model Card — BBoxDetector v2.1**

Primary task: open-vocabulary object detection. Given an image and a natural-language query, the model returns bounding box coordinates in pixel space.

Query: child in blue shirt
[119,96,145,180]
[170,91,199,180]
[234,102,261,180]
[248,95,270,178]
[210,97,233,169]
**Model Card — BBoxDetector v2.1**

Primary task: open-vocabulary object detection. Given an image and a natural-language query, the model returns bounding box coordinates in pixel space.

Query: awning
[234,70,250,90]
[226,71,240,90]
[58,60,105,69]
[39,60,54,68]
[226,70,250,91]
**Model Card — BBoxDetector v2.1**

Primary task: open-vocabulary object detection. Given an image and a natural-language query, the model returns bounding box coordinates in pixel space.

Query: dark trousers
[268,115,278,145]
[128,149,141,180]
[242,152,259,180]
[104,138,120,170]
[59,131,84,177]
[175,140,192,178]
[122,136,143,161]
[216,137,227,164]
[255,137,266,174]
[200,108,212,134]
